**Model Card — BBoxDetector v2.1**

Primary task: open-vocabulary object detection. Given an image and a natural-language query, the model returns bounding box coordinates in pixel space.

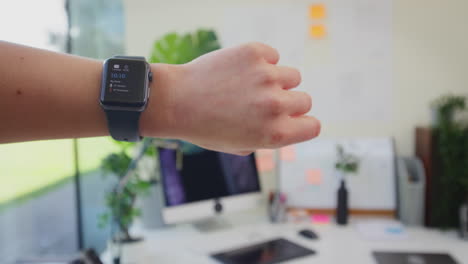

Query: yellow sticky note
[306,169,323,185]
[309,24,326,39]
[280,145,296,162]
[309,4,326,19]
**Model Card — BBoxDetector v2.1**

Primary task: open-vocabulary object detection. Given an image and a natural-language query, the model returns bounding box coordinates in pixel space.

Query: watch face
[100,58,148,107]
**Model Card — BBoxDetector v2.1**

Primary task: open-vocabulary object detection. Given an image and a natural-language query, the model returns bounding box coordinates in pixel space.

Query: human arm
[0,41,320,154]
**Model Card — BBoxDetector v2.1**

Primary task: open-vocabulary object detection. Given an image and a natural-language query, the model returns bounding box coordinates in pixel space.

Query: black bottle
[336,179,348,225]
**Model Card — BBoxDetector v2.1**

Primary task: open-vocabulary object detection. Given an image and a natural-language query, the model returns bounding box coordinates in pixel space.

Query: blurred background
[0,0,467,263]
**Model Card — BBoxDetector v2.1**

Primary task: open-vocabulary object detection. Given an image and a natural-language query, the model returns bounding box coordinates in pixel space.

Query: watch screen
[101,59,147,106]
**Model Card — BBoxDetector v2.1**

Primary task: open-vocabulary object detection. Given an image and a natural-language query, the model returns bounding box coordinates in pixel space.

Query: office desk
[101,210,468,264]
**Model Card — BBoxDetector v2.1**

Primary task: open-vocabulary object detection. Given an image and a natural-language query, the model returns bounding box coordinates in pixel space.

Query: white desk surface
[102,209,468,264]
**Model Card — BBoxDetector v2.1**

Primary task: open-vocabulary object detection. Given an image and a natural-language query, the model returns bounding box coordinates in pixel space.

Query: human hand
[143,43,320,155]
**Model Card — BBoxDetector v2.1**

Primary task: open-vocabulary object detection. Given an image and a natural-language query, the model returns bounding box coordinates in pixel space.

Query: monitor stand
[193,216,232,232]
[193,198,232,232]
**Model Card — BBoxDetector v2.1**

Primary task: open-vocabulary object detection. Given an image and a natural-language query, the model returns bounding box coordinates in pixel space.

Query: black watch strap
[105,55,147,142]
[105,110,142,142]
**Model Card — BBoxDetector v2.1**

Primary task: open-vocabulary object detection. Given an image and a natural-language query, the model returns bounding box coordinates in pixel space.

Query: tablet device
[373,251,458,264]
[211,238,316,264]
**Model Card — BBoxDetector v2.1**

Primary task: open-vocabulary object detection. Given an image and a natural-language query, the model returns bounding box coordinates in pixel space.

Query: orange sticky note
[280,145,296,162]
[309,4,326,19]
[256,155,275,172]
[309,24,326,39]
[306,169,323,185]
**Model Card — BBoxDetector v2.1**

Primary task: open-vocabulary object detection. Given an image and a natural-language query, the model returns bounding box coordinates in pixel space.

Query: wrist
[140,63,181,138]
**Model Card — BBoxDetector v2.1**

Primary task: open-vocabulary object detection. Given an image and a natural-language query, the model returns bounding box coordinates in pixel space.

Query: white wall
[123,0,468,157]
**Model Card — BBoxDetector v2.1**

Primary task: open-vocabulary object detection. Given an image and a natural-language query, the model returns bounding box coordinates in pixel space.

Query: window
[0,0,125,261]
[0,1,76,261]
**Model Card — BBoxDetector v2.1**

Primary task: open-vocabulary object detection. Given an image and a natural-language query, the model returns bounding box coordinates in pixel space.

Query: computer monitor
[158,146,262,224]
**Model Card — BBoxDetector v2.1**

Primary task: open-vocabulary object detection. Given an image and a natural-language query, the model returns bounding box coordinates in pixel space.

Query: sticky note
[311,214,331,224]
[309,4,326,19]
[309,24,326,39]
[306,169,323,185]
[280,145,296,162]
[256,155,275,172]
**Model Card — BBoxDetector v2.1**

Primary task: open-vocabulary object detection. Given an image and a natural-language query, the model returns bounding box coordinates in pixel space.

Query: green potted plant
[335,144,360,225]
[431,94,468,237]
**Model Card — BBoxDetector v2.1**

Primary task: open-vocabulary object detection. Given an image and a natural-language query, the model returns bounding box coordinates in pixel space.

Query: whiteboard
[221,1,395,209]
[279,138,396,210]
[221,0,393,122]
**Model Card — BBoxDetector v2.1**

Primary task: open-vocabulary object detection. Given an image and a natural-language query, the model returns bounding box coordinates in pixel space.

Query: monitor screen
[158,147,261,207]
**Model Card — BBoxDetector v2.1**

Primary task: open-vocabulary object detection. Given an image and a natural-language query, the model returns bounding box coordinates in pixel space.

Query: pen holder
[268,191,287,223]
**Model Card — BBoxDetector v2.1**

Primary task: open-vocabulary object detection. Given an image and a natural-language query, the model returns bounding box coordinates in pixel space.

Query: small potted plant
[335,144,360,225]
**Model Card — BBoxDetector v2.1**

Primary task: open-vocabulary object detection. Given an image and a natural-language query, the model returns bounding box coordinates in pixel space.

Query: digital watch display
[100,56,152,142]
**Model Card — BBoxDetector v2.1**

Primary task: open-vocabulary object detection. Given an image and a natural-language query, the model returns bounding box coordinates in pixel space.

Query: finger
[249,42,280,64]
[276,66,301,89]
[281,90,312,116]
[268,116,321,148]
[284,116,321,145]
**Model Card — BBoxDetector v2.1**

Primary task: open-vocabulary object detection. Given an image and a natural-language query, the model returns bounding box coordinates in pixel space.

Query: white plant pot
[139,182,166,229]
[136,155,166,229]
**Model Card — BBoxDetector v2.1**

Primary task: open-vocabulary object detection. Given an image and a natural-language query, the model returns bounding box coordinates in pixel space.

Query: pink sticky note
[306,169,323,185]
[311,214,331,224]
[256,155,275,172]
[280,145,296,162]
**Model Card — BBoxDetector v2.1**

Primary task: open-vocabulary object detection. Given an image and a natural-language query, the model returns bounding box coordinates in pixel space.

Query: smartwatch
[100,56,153,142]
